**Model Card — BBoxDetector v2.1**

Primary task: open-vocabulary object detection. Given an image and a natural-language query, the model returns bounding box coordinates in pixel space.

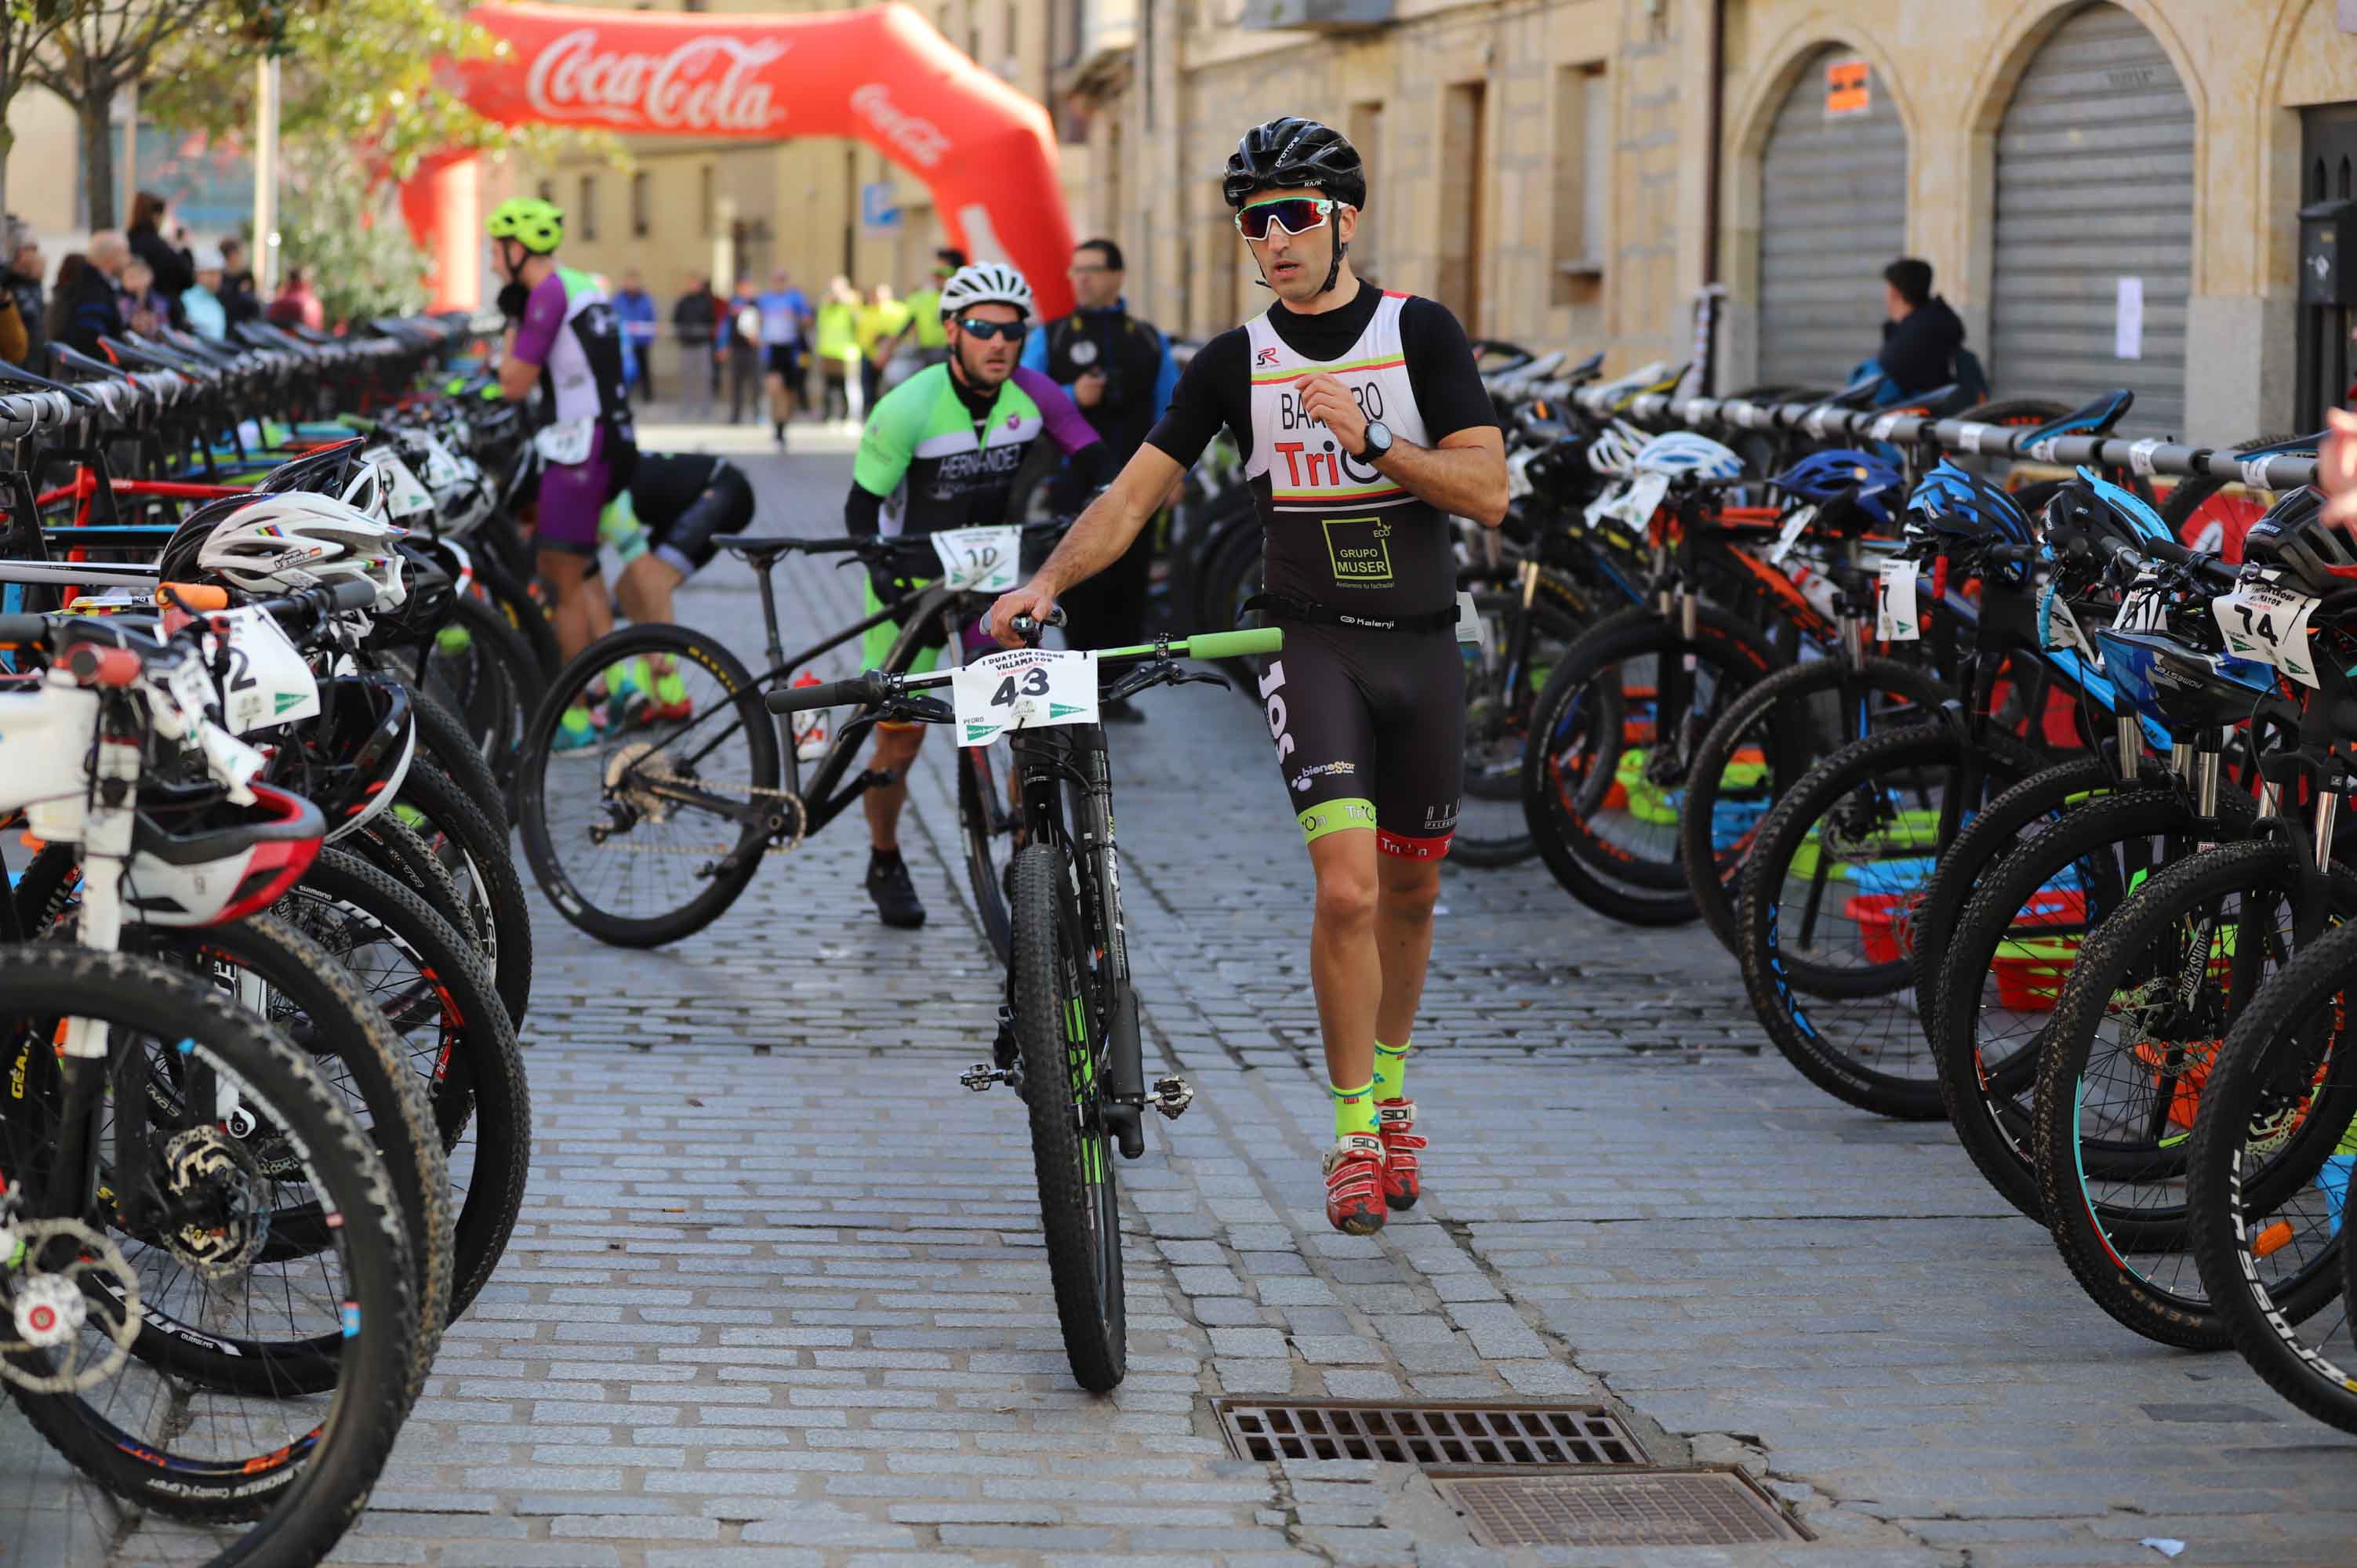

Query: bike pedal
[1149,1076,1195,1120]
[961,1062,1021,1093]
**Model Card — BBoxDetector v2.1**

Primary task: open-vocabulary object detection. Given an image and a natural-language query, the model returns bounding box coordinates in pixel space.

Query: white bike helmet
[196,493,411,610]
[1585,419,1648,477]
[938,262,1034,321]
[1632,431,1745,481]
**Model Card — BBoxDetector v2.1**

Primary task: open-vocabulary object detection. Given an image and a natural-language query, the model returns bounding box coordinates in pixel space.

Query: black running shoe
[866,851,926,928]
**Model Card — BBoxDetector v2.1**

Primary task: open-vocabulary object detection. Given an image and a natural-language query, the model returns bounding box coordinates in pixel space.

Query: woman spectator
[118,258,165,336]
[182,247,228,340]
[267,265,325,331]
[125,190,193,329]
[46,253,85,350]
[5,219,45,369]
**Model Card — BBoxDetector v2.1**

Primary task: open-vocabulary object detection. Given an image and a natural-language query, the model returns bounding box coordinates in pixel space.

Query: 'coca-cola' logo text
[525,28,788,132]
[851,83,951,168]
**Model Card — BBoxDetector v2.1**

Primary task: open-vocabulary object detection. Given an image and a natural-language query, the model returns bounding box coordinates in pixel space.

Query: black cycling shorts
[650,463,755,579]
[764,343,804,382]
[1256,619,1464,858]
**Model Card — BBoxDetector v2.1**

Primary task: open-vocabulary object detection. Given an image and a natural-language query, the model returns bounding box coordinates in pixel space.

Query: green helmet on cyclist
[486,198,565,256]
[1223,117,1365,296]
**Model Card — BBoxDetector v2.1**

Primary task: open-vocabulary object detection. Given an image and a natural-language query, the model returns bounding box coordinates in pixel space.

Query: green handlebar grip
[1183,627,1283,661]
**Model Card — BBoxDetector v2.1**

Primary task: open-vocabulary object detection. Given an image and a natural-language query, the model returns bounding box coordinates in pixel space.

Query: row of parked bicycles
[1179,346,2357,1432]
[0,313,554,1566]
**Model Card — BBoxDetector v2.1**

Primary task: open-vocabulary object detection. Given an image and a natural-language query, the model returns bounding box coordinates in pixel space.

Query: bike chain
[603,762,811,858]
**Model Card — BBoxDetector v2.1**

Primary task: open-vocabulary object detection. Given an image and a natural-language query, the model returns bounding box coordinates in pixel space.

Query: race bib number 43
[950,648,1099,746]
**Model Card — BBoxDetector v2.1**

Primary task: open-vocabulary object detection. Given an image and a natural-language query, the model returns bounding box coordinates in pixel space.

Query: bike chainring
[0,1216,141,1394]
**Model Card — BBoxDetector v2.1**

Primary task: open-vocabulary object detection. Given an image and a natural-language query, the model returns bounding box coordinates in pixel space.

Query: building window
[1346,100,1383,283]
[536,177,554,205]
[1552,63,1608,307]
[699,165,715,238]
[631,171,652,238]
[685,0,706,9]
[1004,1,1018,68]
[578,174,599,241]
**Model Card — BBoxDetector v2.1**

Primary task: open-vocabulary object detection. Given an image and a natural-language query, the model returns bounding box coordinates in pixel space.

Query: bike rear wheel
[1008,842,1126,1392]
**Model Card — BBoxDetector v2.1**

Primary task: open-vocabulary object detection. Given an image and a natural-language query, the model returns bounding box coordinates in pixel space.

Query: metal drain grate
[1436,1468,1806,1548]
[1211,1399,1646,1468]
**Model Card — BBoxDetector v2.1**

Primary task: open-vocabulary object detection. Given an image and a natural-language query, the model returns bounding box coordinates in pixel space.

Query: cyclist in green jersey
[844,261,1102,927]
[989,119,1507,1234]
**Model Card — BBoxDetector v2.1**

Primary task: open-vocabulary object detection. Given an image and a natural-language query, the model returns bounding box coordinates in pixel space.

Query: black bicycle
[515,527,1065,956]
[770,616,1280,1391]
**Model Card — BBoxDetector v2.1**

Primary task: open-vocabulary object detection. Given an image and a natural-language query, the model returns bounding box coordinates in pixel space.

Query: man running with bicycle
[848,261,1102,929]
[989,118,1507,1234]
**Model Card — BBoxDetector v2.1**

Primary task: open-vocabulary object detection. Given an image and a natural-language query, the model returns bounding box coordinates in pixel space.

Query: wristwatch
[1357,419,1393,463]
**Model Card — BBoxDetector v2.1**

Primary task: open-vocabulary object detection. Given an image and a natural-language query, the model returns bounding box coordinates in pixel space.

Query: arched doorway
[1989,2,2193,434]
[406,2,1075,315]
[1753,45,1908,392]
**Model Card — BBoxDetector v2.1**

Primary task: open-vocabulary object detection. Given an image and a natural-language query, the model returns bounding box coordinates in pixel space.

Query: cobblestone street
[9,433,2357,1567]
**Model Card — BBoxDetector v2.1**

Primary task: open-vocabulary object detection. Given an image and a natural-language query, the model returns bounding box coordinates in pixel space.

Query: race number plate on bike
[377,456,436,523]
[1454,590,1487,650]
[929,525,1022,593]
[2112,583,2168,635]
[2213,582,2320,687]
[950,648,1099,746]
[1585,471,1669,529]
[206,607,323,734]
[1875,558,1919,641]
[2036,579,2093,656]
[1768,503,1818,566]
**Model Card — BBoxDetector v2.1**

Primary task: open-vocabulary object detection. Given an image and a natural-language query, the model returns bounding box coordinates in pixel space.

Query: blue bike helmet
[1905,459,2034,546]
[1773,448,1904,524]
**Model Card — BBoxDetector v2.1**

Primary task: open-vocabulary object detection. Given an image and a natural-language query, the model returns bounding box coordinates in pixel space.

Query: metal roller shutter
[1991,2,2193,435]
[1756,46,1908,391]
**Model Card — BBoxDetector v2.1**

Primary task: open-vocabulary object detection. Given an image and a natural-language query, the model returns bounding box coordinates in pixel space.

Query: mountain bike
[770,619,1283,1391]
[515,525,1066,957]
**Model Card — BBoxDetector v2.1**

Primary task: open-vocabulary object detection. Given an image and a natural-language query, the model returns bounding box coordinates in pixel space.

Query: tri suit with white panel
[1146,280,1498,857]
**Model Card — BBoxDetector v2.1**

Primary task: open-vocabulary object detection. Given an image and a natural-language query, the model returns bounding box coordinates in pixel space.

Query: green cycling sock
[1373,1039,1410,1102]
[1331,1078,1378,1142]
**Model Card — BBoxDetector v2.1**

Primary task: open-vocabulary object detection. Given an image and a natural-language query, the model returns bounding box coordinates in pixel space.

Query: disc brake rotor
[0,1216,141,1394]
[162,1126,271,1279]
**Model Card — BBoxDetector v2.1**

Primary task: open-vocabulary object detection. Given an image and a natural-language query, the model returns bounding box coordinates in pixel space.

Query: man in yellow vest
[815,275,863,423]
[855,282,913,416]
[894,246,964,369]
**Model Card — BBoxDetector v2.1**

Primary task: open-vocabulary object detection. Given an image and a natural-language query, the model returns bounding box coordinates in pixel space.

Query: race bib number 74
[2213,583,2320,688]
[950,648,1099,746]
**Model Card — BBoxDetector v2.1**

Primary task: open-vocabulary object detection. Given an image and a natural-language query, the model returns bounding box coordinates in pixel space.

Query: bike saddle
[1565,350,1604,385]
[2021,390,2136,446]
[49,342,135,382]
[1876,383,1966,419]
[0,356,99,408]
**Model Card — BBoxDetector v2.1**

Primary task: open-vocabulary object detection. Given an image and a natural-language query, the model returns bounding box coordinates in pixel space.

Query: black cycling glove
[496,281,532,322]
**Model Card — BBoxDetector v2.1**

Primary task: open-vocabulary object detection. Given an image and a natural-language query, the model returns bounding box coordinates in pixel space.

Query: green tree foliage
[33,0,219,229]
[271,142,430,325]
[144,0,616,184]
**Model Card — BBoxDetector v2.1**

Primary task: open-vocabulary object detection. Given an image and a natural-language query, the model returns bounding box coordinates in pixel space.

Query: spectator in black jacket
[1878,257,1965,397]
[63,231,129,356]
[218,237,261,327]
[672,272,720,419]
[126,191,193,331]
[6,218,47,370]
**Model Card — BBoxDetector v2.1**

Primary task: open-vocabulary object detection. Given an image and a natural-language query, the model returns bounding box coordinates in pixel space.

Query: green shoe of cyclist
[552,701,606,752]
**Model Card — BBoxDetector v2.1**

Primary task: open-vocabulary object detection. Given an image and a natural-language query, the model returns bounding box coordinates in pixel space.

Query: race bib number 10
[950,648,1099,746]
[930,525,1022,593]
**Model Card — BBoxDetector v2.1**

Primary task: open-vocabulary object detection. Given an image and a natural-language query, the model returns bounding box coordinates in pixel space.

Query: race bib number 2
[206,608,323,735]
[950,648,1099,746]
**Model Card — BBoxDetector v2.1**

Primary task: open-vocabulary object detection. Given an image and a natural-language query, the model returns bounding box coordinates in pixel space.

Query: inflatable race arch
[403,2,1076,315]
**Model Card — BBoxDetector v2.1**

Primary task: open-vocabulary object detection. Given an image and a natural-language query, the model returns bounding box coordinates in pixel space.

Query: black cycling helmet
[2240,486,2357,596]
[1223,117,1367,211]
[1226,118,1365,299]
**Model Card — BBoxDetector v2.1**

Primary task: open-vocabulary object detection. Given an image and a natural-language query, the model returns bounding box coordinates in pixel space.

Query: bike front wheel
[1008,842,1126,1391]
[518,622,783,948]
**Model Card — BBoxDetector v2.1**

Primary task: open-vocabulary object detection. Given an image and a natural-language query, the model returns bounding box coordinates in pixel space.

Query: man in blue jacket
[1019,237,1179,718]
[612,269,659,402]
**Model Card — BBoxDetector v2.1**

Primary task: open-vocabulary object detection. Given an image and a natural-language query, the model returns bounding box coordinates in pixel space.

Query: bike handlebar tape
[1182,628,1284,661]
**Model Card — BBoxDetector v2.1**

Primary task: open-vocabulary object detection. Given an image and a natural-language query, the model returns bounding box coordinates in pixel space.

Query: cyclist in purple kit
[489,197,639,749]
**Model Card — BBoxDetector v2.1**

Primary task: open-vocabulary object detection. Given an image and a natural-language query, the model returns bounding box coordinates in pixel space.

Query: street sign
[860,180,901,232]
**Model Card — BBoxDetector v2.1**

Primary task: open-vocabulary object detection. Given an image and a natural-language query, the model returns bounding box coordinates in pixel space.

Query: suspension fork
[1486,558,1544,741]
[1064,728,1146,1158]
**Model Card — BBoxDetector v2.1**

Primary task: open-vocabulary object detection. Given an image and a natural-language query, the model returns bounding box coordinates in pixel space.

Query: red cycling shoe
[1323,1133,1388,1236]
[1378,1099,1424,1210]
